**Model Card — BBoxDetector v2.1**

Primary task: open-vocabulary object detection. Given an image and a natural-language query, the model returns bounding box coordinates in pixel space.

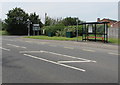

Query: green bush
[66,25,82,36]
[42,24,65,36]
[56,30,66,37]
[41,24,82,37]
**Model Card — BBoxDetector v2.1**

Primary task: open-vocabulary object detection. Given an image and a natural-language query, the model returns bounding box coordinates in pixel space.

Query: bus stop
[80,22,109,43]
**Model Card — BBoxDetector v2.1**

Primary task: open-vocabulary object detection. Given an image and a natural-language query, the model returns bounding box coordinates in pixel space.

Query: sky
[1,1,119,23]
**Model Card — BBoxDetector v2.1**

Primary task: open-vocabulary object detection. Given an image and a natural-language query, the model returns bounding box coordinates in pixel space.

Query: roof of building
[110,21,120,28]
[102,18,117,22]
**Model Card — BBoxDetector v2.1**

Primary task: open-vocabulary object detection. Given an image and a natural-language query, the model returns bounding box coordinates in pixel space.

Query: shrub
[56,30,66,37]
[41,24,82,37]
[66,25,82,36]
[42,24,65,36]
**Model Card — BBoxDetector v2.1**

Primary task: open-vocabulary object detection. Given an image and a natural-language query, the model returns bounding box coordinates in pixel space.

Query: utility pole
[45,13,47,25]
[27,19,31,36]
[76,19,79,42]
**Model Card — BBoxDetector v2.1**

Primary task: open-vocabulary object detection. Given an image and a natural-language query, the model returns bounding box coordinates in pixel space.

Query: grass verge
[0,30,9,35]
[24,36,119,45]
[109,38,119,45]
[24,36,82,41]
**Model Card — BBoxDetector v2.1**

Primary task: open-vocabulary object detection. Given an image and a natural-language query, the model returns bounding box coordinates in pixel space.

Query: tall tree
[62,17,83,26]
[45,16,53,26]
[29,12,43,28]
[0,19,2,30]
[45,16,62,26]
[29,12,43,35]
[5,7,29,35]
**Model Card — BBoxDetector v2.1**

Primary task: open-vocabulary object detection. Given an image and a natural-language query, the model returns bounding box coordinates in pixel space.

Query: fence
[108,27,118,38]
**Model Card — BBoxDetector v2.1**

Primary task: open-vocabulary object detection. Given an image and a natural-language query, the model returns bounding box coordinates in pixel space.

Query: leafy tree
[29,12,43,35]
[43,24,65,36]
[45,16,62,26]
[61,17,83,26]
[5,7,29,35]
[5,8,43,35]
[43,16,84,36]
[29,12,43,28]
[0,19,2,30]
[66,25,83,36]
[1,22,8,30]
[45,16,55,26]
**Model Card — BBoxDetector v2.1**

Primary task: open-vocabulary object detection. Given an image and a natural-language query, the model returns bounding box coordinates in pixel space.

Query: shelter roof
[79,22,109,25]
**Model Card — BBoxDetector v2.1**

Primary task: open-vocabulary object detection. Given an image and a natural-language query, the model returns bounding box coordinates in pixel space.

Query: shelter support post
[95,24,97,42]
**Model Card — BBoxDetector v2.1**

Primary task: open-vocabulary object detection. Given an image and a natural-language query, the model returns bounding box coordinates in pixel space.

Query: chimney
[97,18,100,22]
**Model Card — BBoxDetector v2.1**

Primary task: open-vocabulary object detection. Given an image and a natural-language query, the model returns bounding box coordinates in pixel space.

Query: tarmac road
[1,36,118,83]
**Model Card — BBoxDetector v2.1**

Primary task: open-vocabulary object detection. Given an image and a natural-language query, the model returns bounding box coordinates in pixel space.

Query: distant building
[97,18,119,38]
[111,21,120,28]
[97,18,117,27]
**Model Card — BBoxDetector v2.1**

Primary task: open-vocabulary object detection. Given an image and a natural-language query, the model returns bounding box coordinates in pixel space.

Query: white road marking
[108,52,119,55]
[37,42,48,45]
[74,42,87,44]
[2,39,16,42]
[64,47,74,49]
[82,43,88,44]
[0,47,10,51]
[40,42,48,44]
[49,45,57,47]
[25,41,48,45]
[82,49,95,52]
[20,50,96,63]
[18,46,26,48]
[57,60,92,63]
[7,44,26,49]
[23,54,86,72]
[40,50,96,63]
[19,51,42,53]
[25,41,33,43]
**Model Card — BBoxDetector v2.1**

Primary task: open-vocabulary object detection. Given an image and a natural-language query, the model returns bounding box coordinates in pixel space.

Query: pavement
[1,36,118,83]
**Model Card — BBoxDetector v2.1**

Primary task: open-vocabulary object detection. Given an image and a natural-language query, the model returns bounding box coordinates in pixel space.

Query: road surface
[1,36,118,83]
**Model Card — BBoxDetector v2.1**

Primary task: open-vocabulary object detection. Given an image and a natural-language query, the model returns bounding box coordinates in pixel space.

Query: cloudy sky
[1,1,118,23]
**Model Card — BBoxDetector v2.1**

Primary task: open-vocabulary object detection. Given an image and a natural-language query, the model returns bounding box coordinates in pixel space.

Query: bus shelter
[80,22,109,43]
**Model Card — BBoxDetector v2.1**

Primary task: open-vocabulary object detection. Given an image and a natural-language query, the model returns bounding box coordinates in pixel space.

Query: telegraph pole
[27,19,31,36]
[76,19,79,42]
[45,13,47,25]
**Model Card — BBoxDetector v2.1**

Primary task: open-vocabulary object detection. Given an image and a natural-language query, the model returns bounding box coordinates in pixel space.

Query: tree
[29,12,43,35]
[29,12,43,28]
[43,23,65,36]
[45,16,62,26]
[61,17,83,26]
[45,16,55,26]
[5,7,29,35]
[0,19,2,30]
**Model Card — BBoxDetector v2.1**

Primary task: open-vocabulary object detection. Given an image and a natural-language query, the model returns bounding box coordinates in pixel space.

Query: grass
[109,38,119,44]
[24,36,82,41]
[24,35,119,45]
[0,30,9,35]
